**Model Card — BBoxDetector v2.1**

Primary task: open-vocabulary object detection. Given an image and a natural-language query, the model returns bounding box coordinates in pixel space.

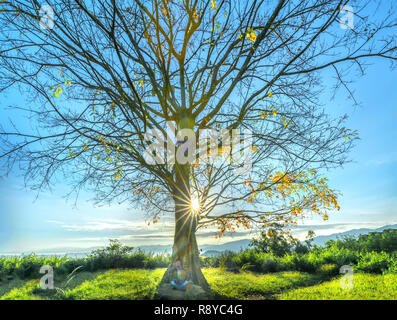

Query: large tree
[0,0,396,292]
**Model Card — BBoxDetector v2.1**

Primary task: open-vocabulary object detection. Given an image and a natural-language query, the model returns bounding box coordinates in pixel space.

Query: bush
[13,255,42,279]
[386,260,397,274]
[218,251,240,272]
[355,251,392,274]
[2,229,396,279]
[312,246,359,268]
[318,264,339,277]
[290,253,317,273]
[0,240,170,280]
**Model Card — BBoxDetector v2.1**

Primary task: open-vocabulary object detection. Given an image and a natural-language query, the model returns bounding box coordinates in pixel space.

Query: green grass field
[278,273,397,300]
[0,268,396,300]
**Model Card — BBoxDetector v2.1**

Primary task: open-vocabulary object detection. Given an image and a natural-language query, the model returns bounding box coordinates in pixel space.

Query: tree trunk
[159,162,211,293]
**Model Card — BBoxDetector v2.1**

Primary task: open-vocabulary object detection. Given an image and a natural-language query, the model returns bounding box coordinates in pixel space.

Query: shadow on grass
[207,269,335,300]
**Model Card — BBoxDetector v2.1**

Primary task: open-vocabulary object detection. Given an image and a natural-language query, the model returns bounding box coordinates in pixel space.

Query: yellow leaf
[211,0,217,9]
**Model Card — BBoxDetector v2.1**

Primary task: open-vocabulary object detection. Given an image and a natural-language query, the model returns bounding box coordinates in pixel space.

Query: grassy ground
[0,268,395,300]
[205,268,323,299]
[278,273,397,300]
[65,269,165,300]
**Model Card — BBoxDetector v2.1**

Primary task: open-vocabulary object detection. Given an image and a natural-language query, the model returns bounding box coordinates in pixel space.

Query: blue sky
[0,9,397,254]
[1,59,396,254]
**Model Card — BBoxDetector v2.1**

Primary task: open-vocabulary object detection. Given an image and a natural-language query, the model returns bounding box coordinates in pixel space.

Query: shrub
[355,251,392,274]
[218,251,240,272]
[0,240,170,280]
[313,246,358,268]
[318,264,339,276]
[386,260,397,274]
[289,253,316,273]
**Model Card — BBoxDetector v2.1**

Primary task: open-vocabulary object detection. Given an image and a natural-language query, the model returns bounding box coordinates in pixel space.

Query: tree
[0,0,396,293]
[250,227,298,256]
[250,227,315,256]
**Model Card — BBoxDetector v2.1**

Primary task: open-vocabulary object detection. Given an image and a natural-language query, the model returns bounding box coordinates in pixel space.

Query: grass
[0,268,323,300]
[1,280,42,300]
[0,277,29,297]
[204,268,323,299]
[277,273,397,300]
[0,271,105,300]
[64,269,165,300]
[0,268,396,300]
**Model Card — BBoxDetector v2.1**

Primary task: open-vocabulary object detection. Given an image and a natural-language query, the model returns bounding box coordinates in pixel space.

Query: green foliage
[355,251,393,274]
[0,228,396,295]
[250,229,316,257]
[0,254,70,279]
[0,240,170,281]
[325,229,397,253]
[217,251,240,272]
[386,259,397,274]
[85,240,170,271]
[250,229,297,256]
[203,229,397,275]
[0,280,42,300]
[317,264,339,277]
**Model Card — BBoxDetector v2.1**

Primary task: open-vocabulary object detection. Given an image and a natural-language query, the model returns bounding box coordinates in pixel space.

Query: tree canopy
[1,0,396,291]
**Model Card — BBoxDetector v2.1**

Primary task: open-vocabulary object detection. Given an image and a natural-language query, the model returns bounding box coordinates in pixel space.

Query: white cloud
[365,151,397,166]
[47,218,159,232]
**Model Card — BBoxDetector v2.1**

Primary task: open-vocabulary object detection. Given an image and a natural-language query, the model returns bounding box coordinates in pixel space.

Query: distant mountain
[135,244,172,254]
[201,250,223,257]
[0,239,251,257]
[0,246,101,257]
[3,224,396,257]
[136,239,251,255]
[311,224,397,246]
[200,239,251,253]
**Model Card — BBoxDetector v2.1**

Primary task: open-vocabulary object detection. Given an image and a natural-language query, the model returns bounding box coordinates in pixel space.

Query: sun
[191,197,200,213]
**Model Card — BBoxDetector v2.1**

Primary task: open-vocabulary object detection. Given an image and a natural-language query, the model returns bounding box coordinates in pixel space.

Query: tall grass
[203,247,396,275]
[0,240,170,281]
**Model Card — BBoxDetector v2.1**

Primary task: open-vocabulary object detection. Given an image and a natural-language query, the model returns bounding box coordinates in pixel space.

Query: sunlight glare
[191,197,200,213]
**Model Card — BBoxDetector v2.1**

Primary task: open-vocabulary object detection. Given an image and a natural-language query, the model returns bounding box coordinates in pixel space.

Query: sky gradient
[0,17,396,254]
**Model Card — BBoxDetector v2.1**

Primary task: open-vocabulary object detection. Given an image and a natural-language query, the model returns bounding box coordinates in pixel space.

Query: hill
[3,224,396,257]
[137,239,251,256]
[311,224,397,246]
